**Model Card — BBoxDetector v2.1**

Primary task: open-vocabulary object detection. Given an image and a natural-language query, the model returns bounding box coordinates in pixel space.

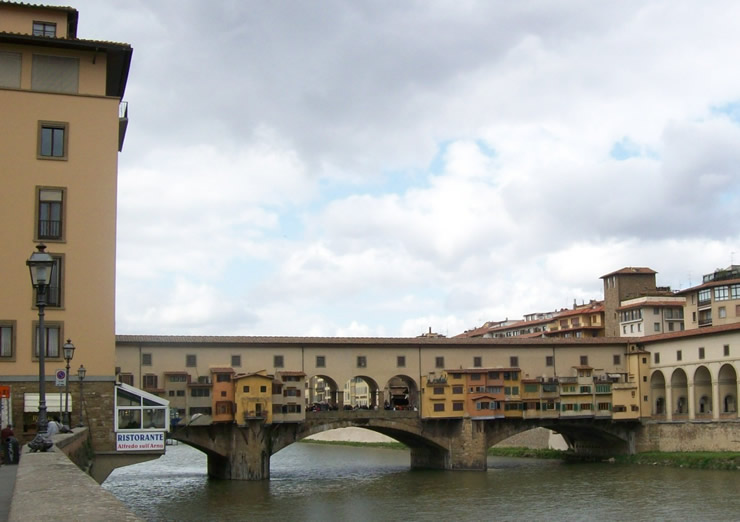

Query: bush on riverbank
[613,451,740,470]
[487,447,566,459]
[488,447,740,470]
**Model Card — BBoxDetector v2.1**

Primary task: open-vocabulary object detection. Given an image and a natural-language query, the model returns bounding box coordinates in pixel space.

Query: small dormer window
[33,21,57,37]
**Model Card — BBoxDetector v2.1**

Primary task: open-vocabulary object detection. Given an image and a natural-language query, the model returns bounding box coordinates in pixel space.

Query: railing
[306,409,418,421]
[698,317,713,326]
[38,219,62,239]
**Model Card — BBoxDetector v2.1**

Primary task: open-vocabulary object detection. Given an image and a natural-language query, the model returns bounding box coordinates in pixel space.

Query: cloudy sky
[55,1,740,337]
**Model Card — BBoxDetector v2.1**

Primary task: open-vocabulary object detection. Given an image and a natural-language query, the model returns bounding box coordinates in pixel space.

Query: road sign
[56,369,66,387]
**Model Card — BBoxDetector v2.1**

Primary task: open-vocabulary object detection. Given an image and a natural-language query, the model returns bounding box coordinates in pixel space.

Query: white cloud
[42,0,740,336]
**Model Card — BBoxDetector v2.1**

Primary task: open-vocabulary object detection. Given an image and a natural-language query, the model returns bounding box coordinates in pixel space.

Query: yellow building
[422,371,464,418]
[234,371,274,424]
[0,2,131,451]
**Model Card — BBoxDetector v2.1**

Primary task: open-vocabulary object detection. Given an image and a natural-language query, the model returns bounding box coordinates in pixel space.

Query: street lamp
[77,365,86,427]
[27,243,55,452]
[62,339,75,430]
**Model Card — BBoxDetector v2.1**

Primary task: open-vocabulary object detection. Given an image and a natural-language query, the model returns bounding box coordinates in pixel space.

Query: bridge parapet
[306,410,418,422]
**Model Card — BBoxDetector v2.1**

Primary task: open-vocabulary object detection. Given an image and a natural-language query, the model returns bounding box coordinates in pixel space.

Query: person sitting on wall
[46,417,62,437]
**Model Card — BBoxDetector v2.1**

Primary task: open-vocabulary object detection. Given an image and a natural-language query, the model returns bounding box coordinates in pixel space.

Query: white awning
[24,393,72,412]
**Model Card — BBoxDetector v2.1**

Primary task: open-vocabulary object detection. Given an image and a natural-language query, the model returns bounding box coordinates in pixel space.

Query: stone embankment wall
[636,421,740,452]
[9,431,141,521]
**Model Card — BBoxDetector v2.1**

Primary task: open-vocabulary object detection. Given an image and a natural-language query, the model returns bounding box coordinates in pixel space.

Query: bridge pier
[178,422,272,480]
[411,418,488,471]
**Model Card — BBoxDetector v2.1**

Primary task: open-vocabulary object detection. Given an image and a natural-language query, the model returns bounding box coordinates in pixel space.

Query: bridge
[171,409,639,480]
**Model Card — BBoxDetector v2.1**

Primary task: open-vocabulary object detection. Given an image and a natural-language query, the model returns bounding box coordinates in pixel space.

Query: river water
[103,442,740,521]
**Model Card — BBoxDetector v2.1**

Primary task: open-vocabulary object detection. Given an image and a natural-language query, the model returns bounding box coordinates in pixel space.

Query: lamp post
[62,340,75,430]
[27,243,55,452]
[77,365,86,427]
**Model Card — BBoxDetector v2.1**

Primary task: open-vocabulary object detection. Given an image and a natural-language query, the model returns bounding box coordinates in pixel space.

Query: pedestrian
[47,417,62,437]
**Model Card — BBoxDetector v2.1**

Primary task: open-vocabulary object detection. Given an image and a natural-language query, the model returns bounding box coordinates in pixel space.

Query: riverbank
[488,447,740,470]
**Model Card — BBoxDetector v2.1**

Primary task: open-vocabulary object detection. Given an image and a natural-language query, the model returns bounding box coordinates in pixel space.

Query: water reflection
[104,443,740,522]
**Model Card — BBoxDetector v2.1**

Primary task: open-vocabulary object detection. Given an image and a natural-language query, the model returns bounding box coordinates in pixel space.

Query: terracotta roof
[600,267,657,279]
[617,300,685,311]
[163,371,189,375]
[554,303,604,318]
[209,367,234,373]
[116,334,630,347]
[675,277,740,295]
[637,322,740,343]
[446,367,520,374]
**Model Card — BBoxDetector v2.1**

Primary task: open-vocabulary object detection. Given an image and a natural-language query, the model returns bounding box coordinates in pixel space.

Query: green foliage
[614,452,740,470]
[487,447,566,459]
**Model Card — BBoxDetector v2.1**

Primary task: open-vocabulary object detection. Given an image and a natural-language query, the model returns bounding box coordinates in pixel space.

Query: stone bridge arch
[484,419,637,456]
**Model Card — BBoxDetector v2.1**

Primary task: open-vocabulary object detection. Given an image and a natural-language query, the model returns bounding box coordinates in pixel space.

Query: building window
[613,355,621,365]
[243,386,250,393]
[0,322,15,359]
[473,356,482,368]
[142,374,157,389]
[37,188,65,240]
[216,373,231,383]
[32,21,57,37]
[623,325,627,334]
[433,387,444,395]
[168,390,175,397]
[545,355,554,367]
[509,356,518,367]
[452,386,463,394]
[698,288,711,305]
[231,355,241,367]
[186,354,196,367]
[273,355,284,368]
[397,355,405,368]
[191,388,210,397]
[316,355,325,368]
[142,353,152,366]
[580,356,588,366]
[453,402,464,411]
[168,374,186,382]
[38,121,68,159]
[260,386,267,393]
[33,322,60,358]
[698,347,705,360]
[676,350,682,362]
[654,352,660,364]
[0,51,22,89]
[433,403,445,412]
[654,322,660,332]
[435,356,444,369]
[731,284,740,300]
[356,356,366,368]
[31,55,79,94]
[715,286,729,301]
[718,306,727,319]
[653,307,660,315]
[119,373,134,386]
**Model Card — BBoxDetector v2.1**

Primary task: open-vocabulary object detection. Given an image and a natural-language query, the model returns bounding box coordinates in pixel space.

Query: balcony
[118,101,129,151]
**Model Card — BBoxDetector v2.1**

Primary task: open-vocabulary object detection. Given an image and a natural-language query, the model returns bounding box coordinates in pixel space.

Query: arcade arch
[671,368,688,416]
[384,375,419,410]
[718,364,738,416]
[694,366,712,417]
[650,371,666,416]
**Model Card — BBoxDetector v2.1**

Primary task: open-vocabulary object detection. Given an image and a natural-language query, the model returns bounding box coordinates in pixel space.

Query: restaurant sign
[116,431,166,451]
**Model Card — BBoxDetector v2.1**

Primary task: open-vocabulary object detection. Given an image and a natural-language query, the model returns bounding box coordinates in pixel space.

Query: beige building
[617,295,686,337]
[0,2,131,450]
[677,265,740,330]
